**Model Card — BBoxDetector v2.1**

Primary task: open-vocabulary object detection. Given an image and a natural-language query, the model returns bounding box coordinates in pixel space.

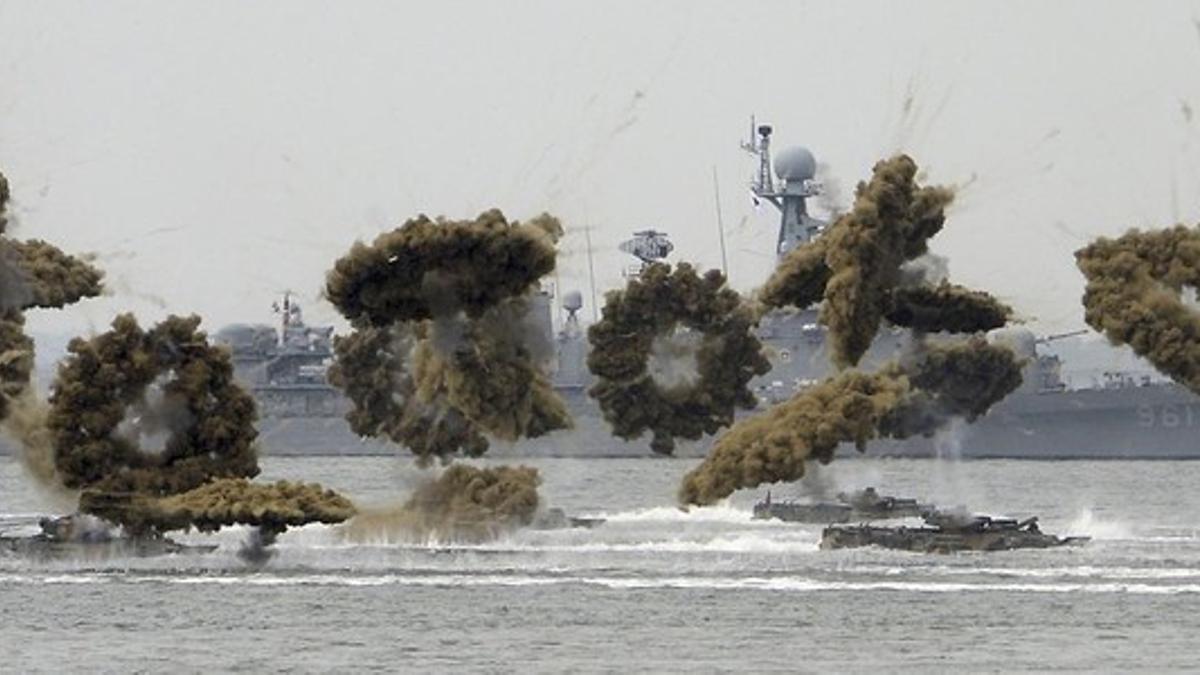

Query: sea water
[2,456,1198,672]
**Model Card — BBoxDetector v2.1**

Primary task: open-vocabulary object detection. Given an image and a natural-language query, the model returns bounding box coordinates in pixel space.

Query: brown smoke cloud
[328,323,489,461]
[326,210,570,461]
[587,262,771,454]
[760,155,986,368]
[135,478,357,534]
[0,236,104,419]
[418,298,571,443]
[342,464,540,543]
[0,313,34,420]
[1076,225,1200,393]
[759,239,830,311]
[4,240,104,309]
[679,338,1022,506]
[0,169,349,547]
[47,314,352,534]
[325,209,561,325]
[886,282,1012,335]
[0,170,105,487]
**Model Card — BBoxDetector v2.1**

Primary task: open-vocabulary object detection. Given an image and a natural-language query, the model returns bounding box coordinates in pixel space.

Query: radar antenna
[740,116,826,258]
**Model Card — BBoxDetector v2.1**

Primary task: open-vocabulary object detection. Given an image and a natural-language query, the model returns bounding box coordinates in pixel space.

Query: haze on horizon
[3,1,1200,349]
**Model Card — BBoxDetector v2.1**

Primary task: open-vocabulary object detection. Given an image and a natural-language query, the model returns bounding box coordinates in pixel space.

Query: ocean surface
[2,455,1199,673]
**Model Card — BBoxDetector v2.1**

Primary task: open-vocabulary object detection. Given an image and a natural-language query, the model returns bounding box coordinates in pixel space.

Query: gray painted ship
[218,122,1200,459]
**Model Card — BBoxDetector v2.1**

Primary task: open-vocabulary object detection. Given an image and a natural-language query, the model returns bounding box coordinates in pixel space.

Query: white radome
[773,145,817,182]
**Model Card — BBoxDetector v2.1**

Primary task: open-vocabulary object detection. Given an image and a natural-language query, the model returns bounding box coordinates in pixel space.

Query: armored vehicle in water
[0,514,217,560]
[819,508,1090,553]
[753,487,929,523]
[529,508,607,530]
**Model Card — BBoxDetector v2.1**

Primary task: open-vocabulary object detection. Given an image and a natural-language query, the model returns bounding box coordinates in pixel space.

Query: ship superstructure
[213,293,344,419]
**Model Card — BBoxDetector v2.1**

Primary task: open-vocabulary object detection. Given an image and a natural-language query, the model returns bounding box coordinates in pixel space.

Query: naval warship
[210,122,1200,459]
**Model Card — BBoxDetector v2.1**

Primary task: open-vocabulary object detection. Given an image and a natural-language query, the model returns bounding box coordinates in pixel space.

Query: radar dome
[563,290,583,313]
[773,146,817,182]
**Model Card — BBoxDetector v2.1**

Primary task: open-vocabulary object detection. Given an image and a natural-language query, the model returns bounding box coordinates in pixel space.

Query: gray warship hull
[243,379,1200,459]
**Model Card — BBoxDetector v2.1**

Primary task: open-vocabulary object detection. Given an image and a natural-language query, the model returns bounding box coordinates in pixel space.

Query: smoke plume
[136,478,356,533]
[342,464,540,543]
[0,170,105,487]
[679,338,1022,506]
[328,323,490,461]
[48,314,352,534]
[886,282,1012,335]
[759,155,1000,367]
[326,210,570,461]
[1076,225,1200,393]
[325,209,561,325]
[587,262,770,454]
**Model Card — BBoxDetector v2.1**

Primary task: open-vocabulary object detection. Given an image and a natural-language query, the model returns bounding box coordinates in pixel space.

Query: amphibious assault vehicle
[753,487,930,523]
[530,508,606,530]
[0,514,217,560]
[820,508,1090,553]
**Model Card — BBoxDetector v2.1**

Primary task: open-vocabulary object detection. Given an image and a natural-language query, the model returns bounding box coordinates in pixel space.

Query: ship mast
[274,291,293,348]
[741,116,825,259]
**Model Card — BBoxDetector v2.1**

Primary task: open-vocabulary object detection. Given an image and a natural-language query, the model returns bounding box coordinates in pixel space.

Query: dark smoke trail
[758,238,830,311]
[1076,225,1200,393]
[886,282,1012,335]
[678,339,1022,506]
[586,262,770,454]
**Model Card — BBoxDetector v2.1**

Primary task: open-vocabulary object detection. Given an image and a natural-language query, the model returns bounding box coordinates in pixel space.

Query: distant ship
[213,293,391,456]
[218,122,1200,459]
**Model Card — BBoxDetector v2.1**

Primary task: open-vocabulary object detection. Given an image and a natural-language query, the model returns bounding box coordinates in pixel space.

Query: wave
[846,564,1200,580]
[2,571,1199,594]
[598,503,758,524]
[1063,508,1134,540]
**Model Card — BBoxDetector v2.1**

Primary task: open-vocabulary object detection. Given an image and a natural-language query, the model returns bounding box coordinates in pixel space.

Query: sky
[3,1,1200,346]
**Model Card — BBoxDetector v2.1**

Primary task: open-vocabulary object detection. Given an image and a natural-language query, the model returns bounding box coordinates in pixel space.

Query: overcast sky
[4,1,1200,343]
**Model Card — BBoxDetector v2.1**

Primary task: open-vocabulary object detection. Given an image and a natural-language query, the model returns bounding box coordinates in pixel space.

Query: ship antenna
[712,165,730,280]
[583,225,599,323]
[277,291,293,348]
[741,116,823,258]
